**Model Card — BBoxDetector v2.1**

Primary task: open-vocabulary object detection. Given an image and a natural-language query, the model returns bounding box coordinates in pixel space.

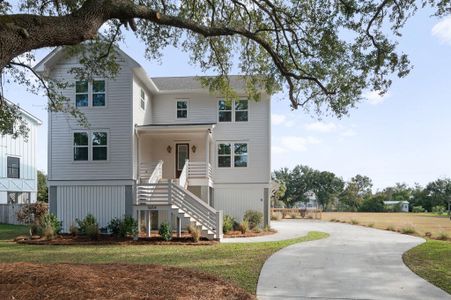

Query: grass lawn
[322,212,451,238]
[403,239,451,294]
[0,224,328,294]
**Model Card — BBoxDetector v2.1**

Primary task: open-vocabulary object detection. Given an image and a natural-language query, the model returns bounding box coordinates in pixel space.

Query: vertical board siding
[56,185,126,231]
[213,185,264,222]
[0,204,25,225]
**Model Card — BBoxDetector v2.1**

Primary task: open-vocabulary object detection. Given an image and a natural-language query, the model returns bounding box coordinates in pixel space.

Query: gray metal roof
[150,75,248,92]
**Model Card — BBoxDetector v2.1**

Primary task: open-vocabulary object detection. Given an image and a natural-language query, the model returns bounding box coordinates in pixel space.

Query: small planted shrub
[271,211,282,221]
[187,224,201,242]
[243,210,263,229]
[412,206,425,213]
[367,223,374,228]
[108,216,138,238]
[253,227,262,233]
[290,212,299,219]
[330,218,337,222]
[159,222,172,241]
[69,223,79,236]
[76,214,98,235]
[239,220,249,234]
[424,232,432,238]
[436,232,449,241]
[263,224,272,232]
[386,225,396,231]
[223,215,235,234]
[350,219,359,225]
[40,212,62,235]
[400,226,416,234]
[43,225,55,240]
[85,223,99,240]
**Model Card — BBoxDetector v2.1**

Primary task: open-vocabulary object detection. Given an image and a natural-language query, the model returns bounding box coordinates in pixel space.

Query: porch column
[176,217,181,238]
[146,210,151,238]
[137,209,141,236]
[205,131,210,173]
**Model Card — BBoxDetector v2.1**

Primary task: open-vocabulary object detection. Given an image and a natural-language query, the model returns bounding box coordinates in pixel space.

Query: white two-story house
[34,45,271,240]
[0,99,41,206]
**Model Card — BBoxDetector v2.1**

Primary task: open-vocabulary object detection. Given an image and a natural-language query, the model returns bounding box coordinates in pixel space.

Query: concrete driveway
[257,220,450,300]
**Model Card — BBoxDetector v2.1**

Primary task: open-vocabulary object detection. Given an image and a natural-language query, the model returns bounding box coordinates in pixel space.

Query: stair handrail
[178,159,189,188]
[148,160,163,184]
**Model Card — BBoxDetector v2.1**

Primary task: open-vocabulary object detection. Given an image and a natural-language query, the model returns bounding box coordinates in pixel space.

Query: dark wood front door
[176,143,189,178]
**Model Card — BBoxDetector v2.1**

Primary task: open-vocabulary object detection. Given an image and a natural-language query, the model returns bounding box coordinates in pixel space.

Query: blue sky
[3,7,451,190]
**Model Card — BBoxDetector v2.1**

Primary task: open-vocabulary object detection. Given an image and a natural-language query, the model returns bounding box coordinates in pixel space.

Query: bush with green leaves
[239,220,249,234]
[40,212,62,235]
[359,197,384,212]
[108,216,138,238]
[188,223,201,242]
[223,215,235,234]
[76,214,98,235]
[432,206,446,215]
[85,223,99,240]
[412,206,425,213]
[243,210,263,229]
[159,222,172,241]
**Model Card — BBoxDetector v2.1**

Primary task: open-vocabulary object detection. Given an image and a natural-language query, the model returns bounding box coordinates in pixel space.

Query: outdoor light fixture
[167,145,172,153]
[191,145,197,153]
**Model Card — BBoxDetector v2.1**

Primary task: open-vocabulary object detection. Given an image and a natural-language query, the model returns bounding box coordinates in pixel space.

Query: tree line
[272,165,451,214]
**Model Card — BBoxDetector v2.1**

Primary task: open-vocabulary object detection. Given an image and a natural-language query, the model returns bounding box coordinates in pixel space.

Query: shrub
[330,218,337,222]
[239,220,249,234]
[350,219,359,225]
[108,217,122,236]
[412,206,425,213]
[243,210,263,229]
[108,216,138,238]
[223,215,235,234]
[253,227,262,233]
[187,224,201,242]
[263,224,272,232]
[69,223,78,236]
[43,225,55,240]
[159,222,172,241]
[367,223,374,228]
[40,212,62,235]
[400,226,416,234]
[436,232,449,240]
[386,225,396,231]
[85,223,99,240]
[76,214,98,235]
[359,197,384,212]
[432,206,446,215]
[290,211,298,219]
[16,202,49,236]
[271,211,282,221]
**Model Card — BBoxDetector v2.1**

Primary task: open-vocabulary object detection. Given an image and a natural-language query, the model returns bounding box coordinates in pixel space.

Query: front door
[176,143,189,178]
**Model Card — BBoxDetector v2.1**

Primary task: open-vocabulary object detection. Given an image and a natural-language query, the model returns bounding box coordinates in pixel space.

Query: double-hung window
[140,89,146,110]
[73,131,108,161]
[7,156,20,178]
[217,142,248,168]
[218,99,248,122]
[177,100,188,119]
[75,80,106,107]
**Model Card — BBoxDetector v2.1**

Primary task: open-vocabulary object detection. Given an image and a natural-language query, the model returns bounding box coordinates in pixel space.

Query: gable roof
[150,75,248,93]
[3,98,42,125]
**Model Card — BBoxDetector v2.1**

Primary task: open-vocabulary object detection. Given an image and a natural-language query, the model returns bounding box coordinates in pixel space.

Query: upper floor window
[74,131,108,161]
[218,99,248,122]
[140,89,146,110]
[75,80,106,107]
[7,156,20,178]
[177,100,188,119]
[74,132,89,161]
[217,142,248,168]
[7,192,30,204]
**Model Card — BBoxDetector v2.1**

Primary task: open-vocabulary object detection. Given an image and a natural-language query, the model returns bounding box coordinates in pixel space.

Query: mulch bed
[0,263,254,300]
[15,234,217,246]
[224,230,277,238]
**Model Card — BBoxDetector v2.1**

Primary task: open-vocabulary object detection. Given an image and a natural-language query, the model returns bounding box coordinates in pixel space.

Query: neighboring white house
[34,46,271,240]
[383,201,409,212]
[0,99,42,205]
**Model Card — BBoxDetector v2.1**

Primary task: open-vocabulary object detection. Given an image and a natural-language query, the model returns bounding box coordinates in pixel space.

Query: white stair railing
[178,159,188,188]
[187,161,212,179]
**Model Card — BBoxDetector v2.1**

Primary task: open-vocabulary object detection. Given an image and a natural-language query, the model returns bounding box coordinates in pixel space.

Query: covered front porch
[135,123,215,202]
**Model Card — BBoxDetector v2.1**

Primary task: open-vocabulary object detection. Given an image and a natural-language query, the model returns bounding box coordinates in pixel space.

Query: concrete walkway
[256,220,450,300]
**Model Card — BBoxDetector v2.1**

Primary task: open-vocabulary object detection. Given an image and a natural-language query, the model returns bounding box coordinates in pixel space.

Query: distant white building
[293,191,319,210]
[383,201,409,212]
[0,100,42,204]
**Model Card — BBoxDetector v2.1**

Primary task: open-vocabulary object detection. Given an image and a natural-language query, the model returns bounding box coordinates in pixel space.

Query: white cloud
[272,146,288,154]
[432,17,451,46]
[271,113,287,125]
[304,121,337,133]
[341,129,357,137]
[364,91,390,105]
[279,136,321,152]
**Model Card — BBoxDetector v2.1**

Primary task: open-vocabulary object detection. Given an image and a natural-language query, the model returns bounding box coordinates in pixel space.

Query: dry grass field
[321,212,451,239]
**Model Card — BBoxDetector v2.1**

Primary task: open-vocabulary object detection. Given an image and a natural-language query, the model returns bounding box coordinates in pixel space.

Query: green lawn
[403,239,451,294]
[0,224,328,294]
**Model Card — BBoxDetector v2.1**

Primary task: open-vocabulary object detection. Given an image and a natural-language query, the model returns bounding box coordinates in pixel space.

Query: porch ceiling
[136,123,215,134]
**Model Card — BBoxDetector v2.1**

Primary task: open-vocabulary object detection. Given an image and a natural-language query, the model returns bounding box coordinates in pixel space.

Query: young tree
[1,0,448,135]
[37,170,48,203]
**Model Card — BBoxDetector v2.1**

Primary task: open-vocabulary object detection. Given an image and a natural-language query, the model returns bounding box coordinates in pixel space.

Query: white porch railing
[139,160,163,184]
[178,159,188,188]
[136,180,223,239]
[188,161,212,179]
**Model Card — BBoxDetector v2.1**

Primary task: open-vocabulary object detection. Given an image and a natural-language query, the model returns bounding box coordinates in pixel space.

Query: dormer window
[75,80,106,107]
[177,100,188,119]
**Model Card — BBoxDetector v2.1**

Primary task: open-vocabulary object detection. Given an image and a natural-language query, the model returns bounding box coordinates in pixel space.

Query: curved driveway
[257,220,450,300]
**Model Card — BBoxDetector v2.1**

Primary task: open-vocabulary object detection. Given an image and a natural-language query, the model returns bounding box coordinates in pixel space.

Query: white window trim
[217,99,249,122]
[235,100,249,122]
[72,130,109,163]
[74,79,108,108]
[216,142,249,168]
[140,88,146,110]
[176,99,189,119]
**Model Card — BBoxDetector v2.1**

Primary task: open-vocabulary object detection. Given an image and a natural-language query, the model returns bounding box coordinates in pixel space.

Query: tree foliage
[37,170,48,203]
[0,0,449,136]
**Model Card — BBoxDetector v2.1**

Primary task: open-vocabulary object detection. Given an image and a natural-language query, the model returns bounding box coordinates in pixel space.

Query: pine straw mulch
[15,234,217,246]
[224,229,277,238]
[0,262,254,300]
